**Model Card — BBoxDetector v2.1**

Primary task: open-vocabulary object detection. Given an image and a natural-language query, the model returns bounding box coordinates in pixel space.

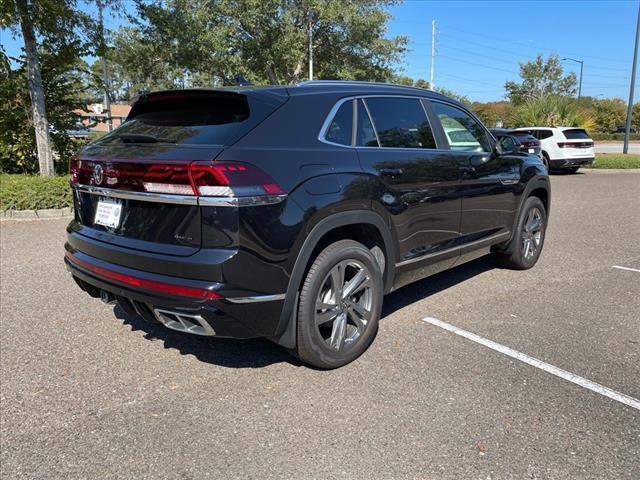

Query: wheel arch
[270,210,395,348]
[496,177,550,255]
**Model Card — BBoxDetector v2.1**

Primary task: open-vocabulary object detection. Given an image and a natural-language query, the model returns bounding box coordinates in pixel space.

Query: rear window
[563,129,591,140]
[99,93,258,146]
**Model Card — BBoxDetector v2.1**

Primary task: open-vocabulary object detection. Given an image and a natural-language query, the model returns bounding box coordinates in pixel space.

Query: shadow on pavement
[381,254,496,319]
[111,253,497,368]
[113,305,302,369]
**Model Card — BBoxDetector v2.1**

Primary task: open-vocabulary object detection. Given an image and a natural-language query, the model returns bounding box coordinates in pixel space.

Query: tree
[509,95,594,131]
[592,98,627,133]
[110,0,407,91]
[470,101,513,128]
[505,54,577,105]
[630,102,640,132]
[1,0,87,175]
[0,48,87,174]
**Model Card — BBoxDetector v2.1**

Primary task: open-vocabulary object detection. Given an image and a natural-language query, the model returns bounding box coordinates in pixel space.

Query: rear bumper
[65,246,286,340]
[549,156,594,169]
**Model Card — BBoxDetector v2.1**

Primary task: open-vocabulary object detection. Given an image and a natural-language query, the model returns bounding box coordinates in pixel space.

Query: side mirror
[493,142,505,156]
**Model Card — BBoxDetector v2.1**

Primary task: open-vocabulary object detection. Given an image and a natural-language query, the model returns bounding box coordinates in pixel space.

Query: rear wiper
[115,133,175,144]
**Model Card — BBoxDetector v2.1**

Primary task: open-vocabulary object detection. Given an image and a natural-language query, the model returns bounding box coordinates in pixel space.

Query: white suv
[512,127,594,173]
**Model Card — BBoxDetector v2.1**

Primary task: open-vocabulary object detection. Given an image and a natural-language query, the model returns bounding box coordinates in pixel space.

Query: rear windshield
[99,93,253,146]
[563,129,591,140]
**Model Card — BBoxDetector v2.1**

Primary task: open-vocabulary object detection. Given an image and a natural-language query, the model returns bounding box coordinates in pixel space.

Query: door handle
[380,168,403,177]
[459,165,476,175]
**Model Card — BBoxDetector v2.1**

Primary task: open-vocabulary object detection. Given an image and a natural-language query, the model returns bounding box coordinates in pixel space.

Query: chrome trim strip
[395,232,510,267]
[198,195,288,207]
[226,293,286,304]
[74,184,198,205]
[73,184,287,207]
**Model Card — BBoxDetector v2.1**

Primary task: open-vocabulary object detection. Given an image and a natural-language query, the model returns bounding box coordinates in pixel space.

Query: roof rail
[296,79,433,93]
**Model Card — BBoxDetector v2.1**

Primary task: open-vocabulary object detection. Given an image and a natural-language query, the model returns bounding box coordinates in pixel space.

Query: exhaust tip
[100,290,116,305]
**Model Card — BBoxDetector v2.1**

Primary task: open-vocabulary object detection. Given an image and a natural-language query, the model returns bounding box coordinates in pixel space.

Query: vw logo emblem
[92,164,103,185]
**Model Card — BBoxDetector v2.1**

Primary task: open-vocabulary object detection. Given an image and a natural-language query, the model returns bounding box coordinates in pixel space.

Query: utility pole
[430,20,436,90]
[624,2,640,154]
[561,58,584,99]
[308,25,313,81]
[97,0,113,132]
[308,8,316,81]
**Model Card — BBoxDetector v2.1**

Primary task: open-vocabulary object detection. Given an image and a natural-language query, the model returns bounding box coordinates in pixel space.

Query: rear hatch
[510,131,541,154]
[70,89,288,257]
[559,128,594,156]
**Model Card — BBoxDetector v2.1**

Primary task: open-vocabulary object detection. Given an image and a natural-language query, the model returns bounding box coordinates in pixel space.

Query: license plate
[94,198,122,229]
[528,148,535,153]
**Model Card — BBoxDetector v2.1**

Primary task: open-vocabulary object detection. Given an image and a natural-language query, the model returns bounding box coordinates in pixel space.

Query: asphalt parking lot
[1,171,639,479]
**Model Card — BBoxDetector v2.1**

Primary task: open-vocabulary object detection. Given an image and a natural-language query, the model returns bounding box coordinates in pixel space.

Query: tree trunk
[16,0,54,176]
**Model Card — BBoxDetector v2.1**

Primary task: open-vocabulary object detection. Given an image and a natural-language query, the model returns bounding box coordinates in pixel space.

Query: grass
[0,174,72,211]
[588,154,640,169]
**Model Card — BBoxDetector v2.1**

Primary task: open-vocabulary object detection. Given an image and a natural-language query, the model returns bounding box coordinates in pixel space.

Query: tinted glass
[499,136,516,151]
[363,97,436,149]
[431,102,491,152]
[538,130,553,140]
[101,94,250,145]
[563,129,590,140]
[356,99,379,147]
[325,100,353,145]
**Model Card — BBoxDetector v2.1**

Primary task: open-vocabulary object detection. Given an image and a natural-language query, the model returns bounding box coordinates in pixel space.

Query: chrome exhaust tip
[100,290,117,305]
[152,308,216,336]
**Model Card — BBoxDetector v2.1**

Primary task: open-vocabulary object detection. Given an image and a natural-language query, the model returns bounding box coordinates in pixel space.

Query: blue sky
[1,0,638,102]
[388,0,639,101]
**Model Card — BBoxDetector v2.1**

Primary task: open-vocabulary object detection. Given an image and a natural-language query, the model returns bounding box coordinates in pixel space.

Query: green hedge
[590,132,640,141]
[588,154,640,169]
[0,174,72,211]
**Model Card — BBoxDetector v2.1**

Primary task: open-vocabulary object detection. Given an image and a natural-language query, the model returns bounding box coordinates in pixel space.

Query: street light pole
[562,57,584,99]
[623,3,640,154]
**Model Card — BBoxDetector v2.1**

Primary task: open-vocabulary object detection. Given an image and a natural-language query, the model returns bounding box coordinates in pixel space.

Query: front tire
[565,167,580,174]
[497,196,547,270]
[295,240,383,369]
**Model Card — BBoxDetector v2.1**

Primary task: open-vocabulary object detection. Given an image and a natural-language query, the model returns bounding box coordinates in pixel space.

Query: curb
[1,207,74,220]
[582,168,640,174]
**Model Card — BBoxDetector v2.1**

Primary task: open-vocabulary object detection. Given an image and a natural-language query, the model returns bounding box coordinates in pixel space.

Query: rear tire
[294,240,383,369]
[541,152,550,172]
[496,196,547,270]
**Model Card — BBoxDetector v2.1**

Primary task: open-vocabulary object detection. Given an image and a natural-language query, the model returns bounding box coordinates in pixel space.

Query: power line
[437,21,629,65]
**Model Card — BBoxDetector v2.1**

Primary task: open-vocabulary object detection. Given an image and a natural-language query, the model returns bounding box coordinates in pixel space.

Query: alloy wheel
[314,260,373,351]
[522,207,543,261]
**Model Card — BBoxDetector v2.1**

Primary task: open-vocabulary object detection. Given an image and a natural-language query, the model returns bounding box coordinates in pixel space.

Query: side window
[363,97,436,149]
[356,99,379,147]
[499,136,516,152]
[539,130,553,140]
[431,102,491,152]
[324,100,353,146]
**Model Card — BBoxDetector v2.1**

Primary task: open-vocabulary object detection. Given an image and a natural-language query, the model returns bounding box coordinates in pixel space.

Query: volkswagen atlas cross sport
[65,81,550,369]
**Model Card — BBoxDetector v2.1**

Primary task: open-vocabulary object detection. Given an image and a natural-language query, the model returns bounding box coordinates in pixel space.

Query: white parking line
[612,265,640,273]
[423,317,640,412]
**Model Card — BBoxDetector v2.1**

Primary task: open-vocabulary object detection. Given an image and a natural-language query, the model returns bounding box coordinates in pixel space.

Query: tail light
[69,159,285,198]
[558,142,593,148]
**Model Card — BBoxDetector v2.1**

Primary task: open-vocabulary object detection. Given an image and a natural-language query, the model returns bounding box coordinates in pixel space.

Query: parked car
[65,81,550,369]
[513,127,594,173]
[613,126,639,134]
[489,129,542,163]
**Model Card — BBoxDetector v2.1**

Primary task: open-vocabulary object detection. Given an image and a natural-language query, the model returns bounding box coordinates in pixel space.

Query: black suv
[65,81,550,368]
